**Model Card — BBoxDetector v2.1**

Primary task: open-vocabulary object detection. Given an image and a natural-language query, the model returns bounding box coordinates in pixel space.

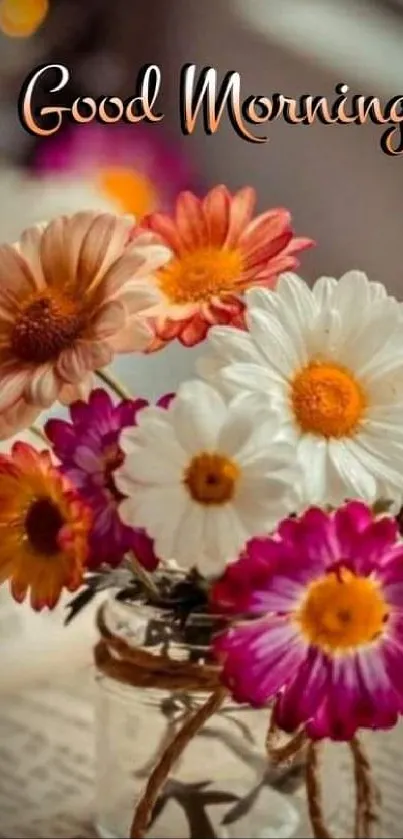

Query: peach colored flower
[136,185,314,350]
[0,211,170,438]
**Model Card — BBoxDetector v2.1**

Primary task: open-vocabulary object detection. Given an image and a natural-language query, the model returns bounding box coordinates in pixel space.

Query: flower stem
[96,368,132,401]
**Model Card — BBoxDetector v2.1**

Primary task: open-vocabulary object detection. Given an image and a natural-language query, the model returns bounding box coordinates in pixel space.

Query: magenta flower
[45,389,173,571]
[33,123,196,221]
[212,502,403,741]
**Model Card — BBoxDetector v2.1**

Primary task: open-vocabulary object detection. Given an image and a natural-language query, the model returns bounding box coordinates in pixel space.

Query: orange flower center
[184,453,239,505]
[158,247,243,304]
[296,567,388,652]
[291,361,366,438]
[25,497,64,556]
[11,292,85,363]
[97,166,158,220]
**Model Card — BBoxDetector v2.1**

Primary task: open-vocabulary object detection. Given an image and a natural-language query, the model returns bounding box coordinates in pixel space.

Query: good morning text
[18,63,403,156]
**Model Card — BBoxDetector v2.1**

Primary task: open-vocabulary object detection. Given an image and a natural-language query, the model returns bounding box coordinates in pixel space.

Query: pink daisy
[212,502,403,741]
[135,185,314,350]
[45,389,173,570]
[33,123,196,221]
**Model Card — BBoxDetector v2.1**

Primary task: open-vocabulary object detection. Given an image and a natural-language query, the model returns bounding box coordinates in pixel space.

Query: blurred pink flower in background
[33,123,197,221]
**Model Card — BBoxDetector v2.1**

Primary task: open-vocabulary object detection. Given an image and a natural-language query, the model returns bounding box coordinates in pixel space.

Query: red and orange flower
[0,442,91,611]
[136,185,314,349]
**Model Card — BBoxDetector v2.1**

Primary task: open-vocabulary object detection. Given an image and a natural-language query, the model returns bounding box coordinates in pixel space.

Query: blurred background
[0,0,402,680]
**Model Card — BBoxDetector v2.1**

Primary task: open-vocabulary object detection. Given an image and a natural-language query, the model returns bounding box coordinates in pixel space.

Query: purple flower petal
[215,617,306,707]
[307,648,400,741]
[274,647,328,733]
[129,528,159,571]
[333,501,373,554]
[157,392,176,409]
[45,419,78,459]
[116,398,148,427]
[350,518,400,575]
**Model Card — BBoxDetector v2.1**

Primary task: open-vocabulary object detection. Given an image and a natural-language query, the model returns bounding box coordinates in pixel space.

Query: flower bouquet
[0,184,401,839]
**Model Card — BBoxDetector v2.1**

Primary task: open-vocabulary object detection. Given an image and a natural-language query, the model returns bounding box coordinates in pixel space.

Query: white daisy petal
[218,362,280,393]
[201,270,403,507]
[172,380,227,452]
[247,309,302,375]
[328,439,377,502]
[296,434,329,504]
[312,276,338,307]
[118,375,302,573]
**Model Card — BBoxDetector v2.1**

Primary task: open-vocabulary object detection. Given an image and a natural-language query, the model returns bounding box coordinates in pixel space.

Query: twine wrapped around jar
[94,603,379,839]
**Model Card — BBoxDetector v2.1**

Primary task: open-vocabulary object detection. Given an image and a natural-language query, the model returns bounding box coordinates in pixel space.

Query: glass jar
[95,595,303,839]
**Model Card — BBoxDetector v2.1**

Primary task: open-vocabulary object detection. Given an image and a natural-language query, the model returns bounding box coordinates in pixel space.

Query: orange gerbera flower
[136,185,314,349]
[0,443,92,611]
[0,211,170,438]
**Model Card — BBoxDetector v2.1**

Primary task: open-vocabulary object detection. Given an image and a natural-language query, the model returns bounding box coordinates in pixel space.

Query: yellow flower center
[159,247,243,304]
[0,0,48,38]
[25,497,64,556]
[11,291,85,363]
[184,453,239,505]
[291,361,366,438]
[296,567,388,653]
[97,166,158,220]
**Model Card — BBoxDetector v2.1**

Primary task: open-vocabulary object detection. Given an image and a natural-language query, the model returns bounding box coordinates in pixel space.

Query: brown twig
[266,714,307,765]
[350,737,379,839]
[95,605,222,692]
[130,686,228,838]
[305,741,333,839]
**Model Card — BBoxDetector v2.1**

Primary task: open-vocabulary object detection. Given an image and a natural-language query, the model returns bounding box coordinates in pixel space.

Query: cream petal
[124,237,172,275]
[91,300,126,339]
[0,397,40,441]
[25,365,60,407]
[57,341,112,383]
[40,212,132,294]
[0,366,31,411]
[58,375,94,405]
[112,279,161,311]
[74,212,134,290]
[14,224,47,290]
[108,316,152,353]
[0,243,38,297]
[101,260,164,305]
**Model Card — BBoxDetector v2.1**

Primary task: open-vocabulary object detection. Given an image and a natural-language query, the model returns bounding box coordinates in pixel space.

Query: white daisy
[199,271,403,506]
[115,380,301,574]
